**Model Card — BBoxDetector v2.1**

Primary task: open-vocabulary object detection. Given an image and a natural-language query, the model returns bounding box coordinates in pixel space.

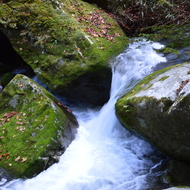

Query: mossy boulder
[0,74,78,178]
[115,63,190,161]
[0,0,128,105]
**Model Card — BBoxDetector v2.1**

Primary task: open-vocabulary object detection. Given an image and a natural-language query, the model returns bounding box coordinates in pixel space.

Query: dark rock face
[115,63,190,161]
[0,168,12,184]
[163,159,190,187]
[60,69,112,105]
[0,30,34,76]
[82,0,109,9]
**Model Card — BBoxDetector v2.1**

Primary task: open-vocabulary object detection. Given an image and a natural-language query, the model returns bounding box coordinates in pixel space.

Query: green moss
[116,97,140,130]
[120,64,183,99]
[116,95,173,139]
[144,84,153,90]
[140,22,190,49]
[1,72,16,87]
[0,0,128,93]
[0,74,72,178]
[159,76,169,81]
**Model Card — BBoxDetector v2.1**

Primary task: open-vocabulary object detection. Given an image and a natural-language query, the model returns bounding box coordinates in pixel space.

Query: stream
[1,39,168,190]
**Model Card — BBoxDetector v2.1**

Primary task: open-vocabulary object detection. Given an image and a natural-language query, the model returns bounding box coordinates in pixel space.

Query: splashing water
[0,40,167,190]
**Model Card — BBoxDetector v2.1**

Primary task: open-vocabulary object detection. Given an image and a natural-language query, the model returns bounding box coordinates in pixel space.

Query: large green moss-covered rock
[0,74,78,178]
[0,0,128,105]
[115,63,190,161]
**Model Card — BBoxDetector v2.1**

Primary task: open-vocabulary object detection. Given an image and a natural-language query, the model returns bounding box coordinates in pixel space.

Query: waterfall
[0,39,167,190]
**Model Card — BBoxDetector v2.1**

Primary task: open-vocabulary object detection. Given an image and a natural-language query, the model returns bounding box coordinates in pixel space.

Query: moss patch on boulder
[115,63,190,161]
[0,0,128,105]
[0,74,78,178]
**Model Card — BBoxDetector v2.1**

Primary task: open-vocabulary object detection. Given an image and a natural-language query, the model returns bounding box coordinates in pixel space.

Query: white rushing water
[1,39,167,190]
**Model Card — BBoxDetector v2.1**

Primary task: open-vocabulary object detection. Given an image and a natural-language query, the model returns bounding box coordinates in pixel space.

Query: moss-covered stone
[0,74,78,178]
[115,63,190,161]
[0,0,128,105]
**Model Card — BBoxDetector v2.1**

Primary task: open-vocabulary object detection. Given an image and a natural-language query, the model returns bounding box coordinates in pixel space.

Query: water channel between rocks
[1,39,170,190]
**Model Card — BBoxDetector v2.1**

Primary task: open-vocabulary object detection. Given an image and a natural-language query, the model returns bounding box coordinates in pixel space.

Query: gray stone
[115,63,190,161]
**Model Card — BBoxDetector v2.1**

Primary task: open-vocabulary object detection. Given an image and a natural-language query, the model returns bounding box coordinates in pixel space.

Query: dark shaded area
[0,168,13,186]
[55,100,79,128]
[0,30,35,78]
[83,0,109,10]
[0,30,25,69]
[164,159,190,187]
[59,69,112,106]
[83,0,190,37]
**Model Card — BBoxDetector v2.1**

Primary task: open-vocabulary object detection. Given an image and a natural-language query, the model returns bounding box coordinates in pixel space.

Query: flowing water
[1,39,168,190]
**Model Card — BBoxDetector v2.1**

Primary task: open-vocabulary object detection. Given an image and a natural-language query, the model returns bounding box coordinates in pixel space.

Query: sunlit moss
[0,0,128,94]
[0,74,76,178]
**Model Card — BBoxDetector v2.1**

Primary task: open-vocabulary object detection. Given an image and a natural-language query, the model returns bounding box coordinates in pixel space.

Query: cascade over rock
[115,63,190,161]
[0,74,78,178]
[0,40,168,190]
[0,0,128,105]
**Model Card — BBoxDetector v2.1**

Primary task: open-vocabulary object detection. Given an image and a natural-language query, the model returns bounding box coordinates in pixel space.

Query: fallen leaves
[15,121,24,125]
[15,156,20,162]
[3,111,19,119]
[0,153,10,160]
[57,101,72,113]
[18,83,23,88]
[176,79,190,96]
[0,153,28,169]
[14,156,27,163]
[99,25,110,29]
[20,157,27,163]
[74,7,120,43]
[16,127,26,132]
[0,111,20,127]
[16,115,20,120]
